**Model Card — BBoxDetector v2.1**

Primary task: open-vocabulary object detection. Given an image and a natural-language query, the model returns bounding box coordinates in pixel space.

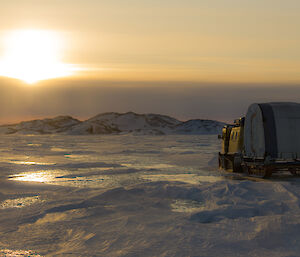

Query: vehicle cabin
[219,118,244,172]
[219,102,300,178]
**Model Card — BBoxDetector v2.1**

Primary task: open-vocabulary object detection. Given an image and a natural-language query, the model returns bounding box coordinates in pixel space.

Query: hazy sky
[0,0,300,123]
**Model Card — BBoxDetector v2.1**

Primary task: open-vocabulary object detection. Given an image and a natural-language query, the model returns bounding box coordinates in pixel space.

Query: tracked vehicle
[219,102,300,178]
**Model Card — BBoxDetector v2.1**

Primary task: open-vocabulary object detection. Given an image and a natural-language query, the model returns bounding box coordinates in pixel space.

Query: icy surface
[0,134,300,256]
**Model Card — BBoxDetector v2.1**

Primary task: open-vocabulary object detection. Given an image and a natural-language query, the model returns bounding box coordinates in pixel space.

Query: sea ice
[0,134,299,256]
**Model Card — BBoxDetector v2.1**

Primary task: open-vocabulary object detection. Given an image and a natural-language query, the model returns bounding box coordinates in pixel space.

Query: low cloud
[0,77,299,124]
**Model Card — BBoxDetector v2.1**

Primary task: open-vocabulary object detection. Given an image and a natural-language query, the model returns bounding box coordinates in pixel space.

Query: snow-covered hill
[69,112,182,135]
[0,116,81,135]
[0,112,226,135]
[175,119,225,135]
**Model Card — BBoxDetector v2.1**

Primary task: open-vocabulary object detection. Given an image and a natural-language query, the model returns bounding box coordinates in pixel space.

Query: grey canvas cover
[244,102,300,159]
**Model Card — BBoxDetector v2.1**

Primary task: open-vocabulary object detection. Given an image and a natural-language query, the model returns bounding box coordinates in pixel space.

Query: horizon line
[0,111,228,126]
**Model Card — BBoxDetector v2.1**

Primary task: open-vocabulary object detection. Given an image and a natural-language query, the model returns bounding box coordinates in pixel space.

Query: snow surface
[0,112,225,135]
[0,134,300,256]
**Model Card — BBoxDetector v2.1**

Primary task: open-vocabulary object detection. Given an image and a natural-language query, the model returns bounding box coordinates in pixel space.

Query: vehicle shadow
[221,170,300,183]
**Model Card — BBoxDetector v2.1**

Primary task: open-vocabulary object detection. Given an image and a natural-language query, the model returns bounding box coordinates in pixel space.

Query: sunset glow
[0,30,75,84]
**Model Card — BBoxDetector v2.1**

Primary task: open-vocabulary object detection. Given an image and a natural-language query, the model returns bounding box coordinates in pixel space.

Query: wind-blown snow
[0,112,225,135]
[0,134,299,256]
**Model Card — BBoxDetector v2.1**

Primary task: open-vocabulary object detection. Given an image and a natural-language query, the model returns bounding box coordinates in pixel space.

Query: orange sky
[0,1,300,123]
[1,0,300,84]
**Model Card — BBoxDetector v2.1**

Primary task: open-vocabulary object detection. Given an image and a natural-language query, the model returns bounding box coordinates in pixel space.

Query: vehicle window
[235,132,238,140]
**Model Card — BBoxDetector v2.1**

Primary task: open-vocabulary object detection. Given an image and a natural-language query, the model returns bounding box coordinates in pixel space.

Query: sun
[0,29,75,84]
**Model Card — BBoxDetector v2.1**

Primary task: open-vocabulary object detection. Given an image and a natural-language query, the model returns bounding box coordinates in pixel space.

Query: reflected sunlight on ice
[143,174,223,184]
[10,171,62,183]
[123,163,176,169]
[0,196,41,209]
[9,161,55,165]
[0,249,43,256]
[3,134,220,188]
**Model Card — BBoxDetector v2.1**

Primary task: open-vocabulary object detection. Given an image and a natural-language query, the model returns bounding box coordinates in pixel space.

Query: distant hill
[0,112,226,135]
